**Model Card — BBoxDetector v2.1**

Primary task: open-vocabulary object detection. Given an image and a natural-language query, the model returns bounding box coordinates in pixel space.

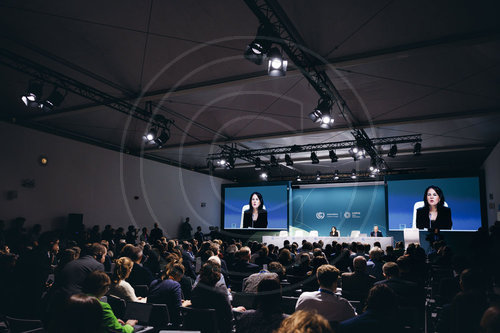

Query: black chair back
[5,316,44,333]
[232,292,257,309]
[181,307,218,333]
[133,285,149,297]
[107,295,126,319]
[124,302,153,325]
[150,303,170,328]
[281,296,298,314]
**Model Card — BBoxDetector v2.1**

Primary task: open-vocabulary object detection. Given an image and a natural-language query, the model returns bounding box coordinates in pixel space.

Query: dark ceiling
[1,0,499,182]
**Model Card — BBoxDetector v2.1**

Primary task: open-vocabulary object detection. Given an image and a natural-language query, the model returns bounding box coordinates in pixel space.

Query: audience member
[275,310,333,333]
[148,261,189,326]
[341,256,376,309]
[366,247,384,281]
[109,257,146,303]
[296,264,356,322]
[82,271,137,333]
[374,262,419,307]
[338,284,403,333]
[49,293,102,333]
[236,278,287,333]
[121,244,154,287]
[191,262,244,333]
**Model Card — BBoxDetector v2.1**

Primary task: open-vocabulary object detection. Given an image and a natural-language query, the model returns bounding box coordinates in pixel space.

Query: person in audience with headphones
[83,270,137,333]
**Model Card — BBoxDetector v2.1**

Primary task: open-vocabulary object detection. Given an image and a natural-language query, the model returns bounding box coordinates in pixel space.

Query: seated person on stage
[330,226,339,237]
[370,226,383,237]
[338,284,403,333]
[295,264,356,322]
[82,271,138,333]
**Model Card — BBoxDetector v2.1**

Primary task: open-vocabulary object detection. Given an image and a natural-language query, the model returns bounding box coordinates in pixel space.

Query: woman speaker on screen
[242,192,268,228]
[416,185,452,230]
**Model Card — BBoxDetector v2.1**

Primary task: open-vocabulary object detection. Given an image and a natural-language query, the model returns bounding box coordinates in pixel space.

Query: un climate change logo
[316,212,325,219]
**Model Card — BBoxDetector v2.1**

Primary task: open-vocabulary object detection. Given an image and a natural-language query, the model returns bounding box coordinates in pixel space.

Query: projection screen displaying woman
[242,192,268,228]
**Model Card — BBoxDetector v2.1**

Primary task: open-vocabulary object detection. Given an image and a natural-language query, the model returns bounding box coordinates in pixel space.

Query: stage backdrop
[291,184,386,236]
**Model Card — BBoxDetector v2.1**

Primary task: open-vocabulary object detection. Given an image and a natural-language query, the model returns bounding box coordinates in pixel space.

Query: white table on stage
[262,236,393,249]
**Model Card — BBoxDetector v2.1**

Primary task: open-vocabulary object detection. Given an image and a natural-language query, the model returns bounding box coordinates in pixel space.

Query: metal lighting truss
[227,0,385,165]
[208,134,422,166]
[0,48,173,130]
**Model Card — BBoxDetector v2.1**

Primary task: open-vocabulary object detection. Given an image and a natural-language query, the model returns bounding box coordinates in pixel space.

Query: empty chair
[294,230,304,238]
[150,304,170,329]
[350,230,360,238]
[181,307,218,333]
[309,230,319,237]
[124,301,153,325]
[5,316,44,333]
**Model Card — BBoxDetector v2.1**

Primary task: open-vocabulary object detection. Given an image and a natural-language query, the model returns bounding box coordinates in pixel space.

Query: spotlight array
[349,145,366,160]
[144,114,172,148]
[244,26,287,76]
[21,82,66,111]
[309,98,334,129]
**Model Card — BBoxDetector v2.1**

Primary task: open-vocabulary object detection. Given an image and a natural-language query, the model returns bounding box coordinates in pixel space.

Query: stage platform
[262,236,394,249]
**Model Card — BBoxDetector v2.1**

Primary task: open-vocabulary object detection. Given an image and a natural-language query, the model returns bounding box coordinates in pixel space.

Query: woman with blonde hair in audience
[109,256,146,302]
[275,310,333,333]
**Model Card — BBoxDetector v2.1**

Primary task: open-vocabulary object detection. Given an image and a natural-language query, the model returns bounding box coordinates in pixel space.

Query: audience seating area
[0,221,499,333]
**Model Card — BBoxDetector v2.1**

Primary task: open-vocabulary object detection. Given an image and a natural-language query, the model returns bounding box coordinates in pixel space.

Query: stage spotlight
[329,150,338,163]
[296,175,302,182]
[351,169,357,179]
[285,154,293,166]
[226,155,235,169]
[244,24,272,65]
[413,142,422,156]
[260,171,268,180]
[144,127,156,141]
[309,98,334,129]
[316,171,321,181]
[254,157,262,170]
[388,144,398,158]
[369,160,380,173]
[21,81,43,108]
[333,170,339,180]
[349,145,365,160]
[154,129,170,148]
[310,152,320,164]
[270,155,279,167]
[267,47,287,76]
[40,89,65,112]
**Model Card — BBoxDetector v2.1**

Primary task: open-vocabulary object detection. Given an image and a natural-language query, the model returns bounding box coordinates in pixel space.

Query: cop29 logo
[315,211,361,219]
[316,212,326,219]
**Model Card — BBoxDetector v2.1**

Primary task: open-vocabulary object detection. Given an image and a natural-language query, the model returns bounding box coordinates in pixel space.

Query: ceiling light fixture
[244,24,273,65]
[334,170,339,180]
[413,142,422,156]
[329,150,338,162]
[267,47,287,76]
[285,154,293,166]
[349,145,366,160]
[310,152,320,164]
[296,175,302,182]
[39,88,65,112]
[254,157,262,170]
[309,98,334,129]
[316,171,321,181]
[21,81,43,108]
[388,144,398,158]
[351,169,357,179]
[270,155,279,167]
[260,171,268,180]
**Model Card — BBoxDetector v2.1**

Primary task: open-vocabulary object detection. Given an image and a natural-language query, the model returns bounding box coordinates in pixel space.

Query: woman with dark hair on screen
[243,192,268,228]
[416,185,452,230]
[330,226,339,237]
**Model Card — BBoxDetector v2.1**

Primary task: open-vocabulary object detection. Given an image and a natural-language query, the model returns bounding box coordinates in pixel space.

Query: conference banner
[291,184,386,236]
